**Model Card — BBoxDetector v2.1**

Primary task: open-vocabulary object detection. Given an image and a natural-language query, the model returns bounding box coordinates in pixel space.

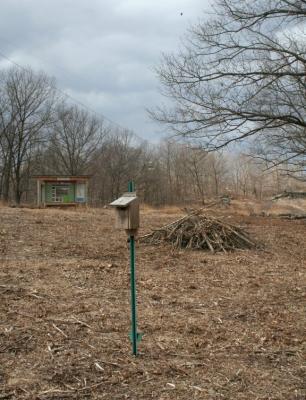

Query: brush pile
[139,210,257,252]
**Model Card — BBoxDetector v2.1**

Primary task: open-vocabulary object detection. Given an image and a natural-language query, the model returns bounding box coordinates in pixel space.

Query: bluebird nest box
[110,192,139,233]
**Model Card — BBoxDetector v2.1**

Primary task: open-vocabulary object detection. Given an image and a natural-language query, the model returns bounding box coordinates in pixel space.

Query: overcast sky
[0,0,212,142]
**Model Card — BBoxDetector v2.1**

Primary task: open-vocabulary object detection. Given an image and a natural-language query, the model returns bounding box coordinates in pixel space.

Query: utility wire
[0,47,145,142]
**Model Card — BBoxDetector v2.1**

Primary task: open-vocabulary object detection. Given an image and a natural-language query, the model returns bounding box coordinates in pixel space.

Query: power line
[0,48,145,141]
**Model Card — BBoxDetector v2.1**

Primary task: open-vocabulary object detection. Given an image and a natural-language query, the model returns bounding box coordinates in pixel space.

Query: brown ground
[0,205,305,399]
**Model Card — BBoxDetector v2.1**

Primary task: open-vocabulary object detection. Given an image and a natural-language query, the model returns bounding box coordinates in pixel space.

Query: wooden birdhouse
[110,192,139,234]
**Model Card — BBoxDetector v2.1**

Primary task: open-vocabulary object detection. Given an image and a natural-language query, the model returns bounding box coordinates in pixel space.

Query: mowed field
[0,205,305,399]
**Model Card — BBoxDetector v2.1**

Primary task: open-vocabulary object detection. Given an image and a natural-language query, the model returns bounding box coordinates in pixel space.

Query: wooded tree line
[0,65,303,206]
[1,0,305,206]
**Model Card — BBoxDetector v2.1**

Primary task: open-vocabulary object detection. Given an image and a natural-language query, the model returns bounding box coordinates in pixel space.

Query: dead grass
[141,204,183,215]
[226,198,306,217]
[269,198,306,215]
[0,205,305,399]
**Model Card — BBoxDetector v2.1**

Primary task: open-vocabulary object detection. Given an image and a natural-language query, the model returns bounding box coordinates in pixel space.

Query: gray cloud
[0,0,212,141]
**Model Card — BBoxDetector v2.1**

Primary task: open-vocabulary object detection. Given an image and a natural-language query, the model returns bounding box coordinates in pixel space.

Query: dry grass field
[0,204,305,399]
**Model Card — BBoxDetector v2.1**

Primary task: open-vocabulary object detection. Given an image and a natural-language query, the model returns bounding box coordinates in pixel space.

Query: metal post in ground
[128,180,139,355]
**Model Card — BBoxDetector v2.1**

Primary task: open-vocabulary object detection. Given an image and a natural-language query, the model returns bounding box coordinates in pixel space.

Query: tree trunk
[2,157,12,202]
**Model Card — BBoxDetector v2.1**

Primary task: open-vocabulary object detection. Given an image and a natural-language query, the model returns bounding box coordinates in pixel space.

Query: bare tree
[184,148,208,205]
[92,130,145,202]
[208,153,228,196]
[155,141,228,205]
[0,66,55,203]
[47,104,107,175]
[151,0,306,177]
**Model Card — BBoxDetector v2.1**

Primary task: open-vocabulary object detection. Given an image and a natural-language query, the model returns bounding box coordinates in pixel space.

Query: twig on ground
[52,323,68,338]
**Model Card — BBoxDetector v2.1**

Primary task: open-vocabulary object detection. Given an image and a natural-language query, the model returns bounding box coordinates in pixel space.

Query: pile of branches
[139,210,257,252]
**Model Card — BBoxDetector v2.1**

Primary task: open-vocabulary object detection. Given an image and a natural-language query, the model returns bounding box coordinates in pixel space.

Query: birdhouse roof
[110,192,137,208]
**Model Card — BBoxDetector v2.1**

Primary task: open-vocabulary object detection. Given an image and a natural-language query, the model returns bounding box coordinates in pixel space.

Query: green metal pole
[128,181,138,355]
[129,234,137,355]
